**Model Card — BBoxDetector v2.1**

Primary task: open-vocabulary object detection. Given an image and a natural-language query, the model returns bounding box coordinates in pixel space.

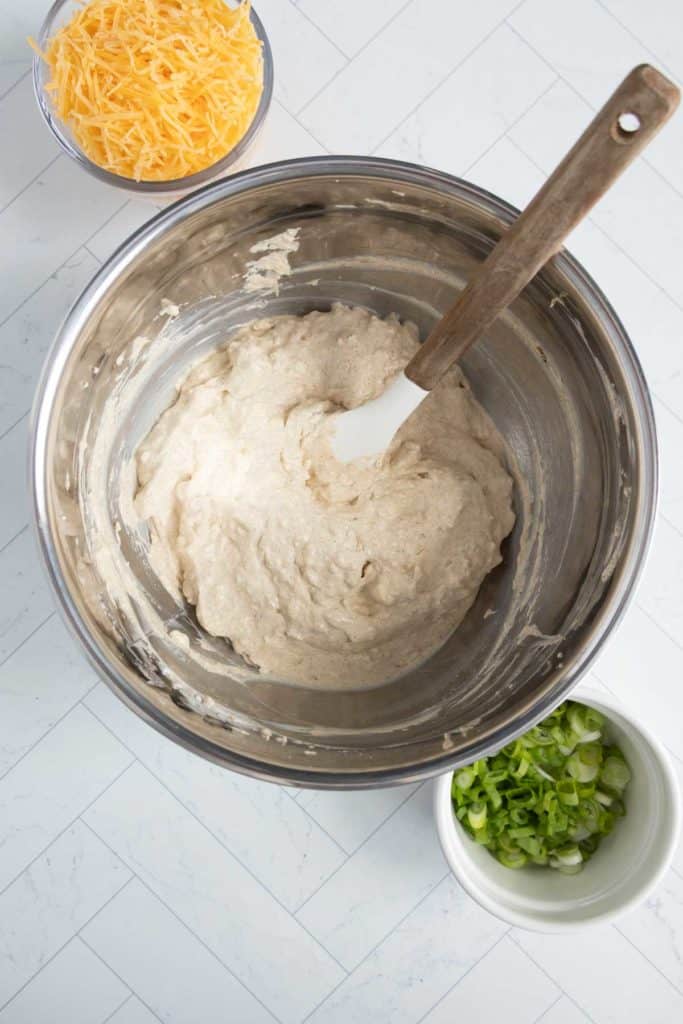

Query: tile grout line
[83,243,103,264]
[278,789,351,857]
[412,929,513,1024]
[293,780,427,915]
[99,992,158,1024]
[286,106,331,156]
[284,0,349,62]
[0,871,135,1015]
[504,17,683,199]
[78,818,283,1024]
[0,65,30,102]
[0,611,56,670]
[661,511,683,543]
[533,992,564,1024]
[299,868,452,1023]
[0,677,100,783]
[503,130,683,315]
[0,153,61,217]
[0,523,28,558]
[0,410,29,445]
[592,0,682,90]
[460,74,560,179]
[0,748,134,900]
[614,921,683,998]
[507,932,598,1024]
[0,197,129,334]
[294,0,416,117]
[654,393,683,431]
[369,0,530,157]
[80,930,167,1024]
[281,783,424,859]
[634,599,683,661]
[82,703,349,973]
[99,995,135,1024]
[591,670,683,771]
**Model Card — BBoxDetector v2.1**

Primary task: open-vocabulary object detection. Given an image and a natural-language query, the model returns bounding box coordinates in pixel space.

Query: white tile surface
[0,937,128,1024]
[618,869,683,995]
[0,63,28,100]
[377,25,555,173]
[297,785,447,970]
[0,74,58,210]
[253,0,347,113]
[656,398,683,532]
[0,418,28,550]
[2,0,57,64]
[307,875,507,1024]
[0,705,132,890]
[82,879,274,1024]
[299,0,520,152]
[106,997,161,1024]
[255,99,327,162]
[86,684,346,911]
[0,530,53,665]
[601,0,683,81]
[564,218,683,422]
[296,782,419,853]
[671,756,683,878]
[513,927,683,1023]
[0,822,130,1005]
[421,936,559,1023]
[0,616,95,776]
[468,134,545,209]
[2,1,683,1021]
[636,516,683,646]
[86,201,162,264]
[0,247,100,437]
[83,763,344,1024]
[538,996,592,1024]
[0,158,124,323]
[592,602,683,760]
[295,0,408,58]
[509,0,683,193]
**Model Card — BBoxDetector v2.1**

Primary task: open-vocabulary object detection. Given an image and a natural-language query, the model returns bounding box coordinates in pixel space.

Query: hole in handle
[616,111,641,137]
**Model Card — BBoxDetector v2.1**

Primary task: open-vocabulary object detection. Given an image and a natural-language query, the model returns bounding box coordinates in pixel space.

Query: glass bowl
[31,0,274,197]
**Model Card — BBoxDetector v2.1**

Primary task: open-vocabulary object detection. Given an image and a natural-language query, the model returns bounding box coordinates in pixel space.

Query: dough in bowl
[135,304,515,687]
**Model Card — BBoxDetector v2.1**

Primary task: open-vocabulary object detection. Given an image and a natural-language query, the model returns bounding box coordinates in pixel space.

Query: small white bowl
[434,686,681,932]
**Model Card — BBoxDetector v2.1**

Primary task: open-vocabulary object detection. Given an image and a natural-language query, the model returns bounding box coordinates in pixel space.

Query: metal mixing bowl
[31,157,657,788]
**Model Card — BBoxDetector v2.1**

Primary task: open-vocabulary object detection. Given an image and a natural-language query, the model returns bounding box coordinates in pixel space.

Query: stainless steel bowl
[31,157,657,788]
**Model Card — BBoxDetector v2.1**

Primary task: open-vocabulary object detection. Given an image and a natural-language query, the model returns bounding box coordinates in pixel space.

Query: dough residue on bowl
[134,304,515,686]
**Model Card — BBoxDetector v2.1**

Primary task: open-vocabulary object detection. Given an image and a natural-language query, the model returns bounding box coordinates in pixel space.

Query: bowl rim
[31,0,274,195]
[434,685,682,931]
[30,156,659,788]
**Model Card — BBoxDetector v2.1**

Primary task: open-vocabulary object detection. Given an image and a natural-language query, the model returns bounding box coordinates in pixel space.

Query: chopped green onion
[467,802,487,830]
[453,767,475,791]
[600,755,631,793]
[451,700,630,875]
[498,848,527,869]
[567,743,602,783]
[557,779,579,806]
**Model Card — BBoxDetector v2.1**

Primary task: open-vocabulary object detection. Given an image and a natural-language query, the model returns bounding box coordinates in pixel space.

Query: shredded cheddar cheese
[32,0,264,182]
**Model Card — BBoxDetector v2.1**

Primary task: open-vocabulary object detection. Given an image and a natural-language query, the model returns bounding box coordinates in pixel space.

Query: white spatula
[331,64,679,463]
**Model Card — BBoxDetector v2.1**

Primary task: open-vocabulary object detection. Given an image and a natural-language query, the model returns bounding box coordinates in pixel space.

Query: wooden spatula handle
[406,64,680,391]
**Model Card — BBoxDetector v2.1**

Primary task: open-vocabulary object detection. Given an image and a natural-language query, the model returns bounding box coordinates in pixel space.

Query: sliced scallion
[451,700,630,874]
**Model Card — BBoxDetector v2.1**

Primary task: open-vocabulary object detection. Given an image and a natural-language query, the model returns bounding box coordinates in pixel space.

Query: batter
[135,305,515,686]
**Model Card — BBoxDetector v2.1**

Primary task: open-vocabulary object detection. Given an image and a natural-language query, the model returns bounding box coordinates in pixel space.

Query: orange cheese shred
[32,0,264,182]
